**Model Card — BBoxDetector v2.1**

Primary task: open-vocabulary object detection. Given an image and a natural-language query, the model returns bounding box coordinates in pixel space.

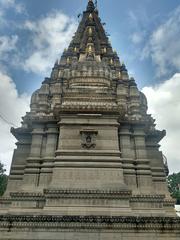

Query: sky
[0,0,180,174]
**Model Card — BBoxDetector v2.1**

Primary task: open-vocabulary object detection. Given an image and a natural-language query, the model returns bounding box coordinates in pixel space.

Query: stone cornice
[5,191,172,204]
[0,215,180,230]
[11,127,32,140]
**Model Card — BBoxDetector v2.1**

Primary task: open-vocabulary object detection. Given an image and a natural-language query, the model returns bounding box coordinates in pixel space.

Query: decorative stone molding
[60,102,119,113]
[69,77,111,87]
[0,215,180,230]
[7,191,170,203]
[10,192,45,201]
[44,189,132,199]
[80,129,98,149]
[130,195,165,203]
[0,198,12,204]
[163,199,176,206]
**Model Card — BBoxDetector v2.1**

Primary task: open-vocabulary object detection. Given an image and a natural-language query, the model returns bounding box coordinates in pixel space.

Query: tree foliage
[168,172,180,204]
[0,162,8,196]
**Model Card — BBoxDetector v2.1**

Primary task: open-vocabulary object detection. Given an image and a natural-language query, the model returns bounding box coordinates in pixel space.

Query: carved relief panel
[80,129,98,149]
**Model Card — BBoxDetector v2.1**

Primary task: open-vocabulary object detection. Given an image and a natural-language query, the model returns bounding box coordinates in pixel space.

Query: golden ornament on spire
[66,57,70,64]
[103,47,107,53]
[88,45,92,53]
[88,27,93,36]
[110,58,114,65]
[89,13,93,20]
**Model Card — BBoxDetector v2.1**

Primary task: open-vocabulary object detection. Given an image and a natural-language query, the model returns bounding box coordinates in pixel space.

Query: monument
[0,1,180,239]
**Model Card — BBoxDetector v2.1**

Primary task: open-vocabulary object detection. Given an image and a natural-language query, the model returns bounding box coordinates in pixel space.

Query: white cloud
[142,6,180,77]
[0,71,30,173]
[0,9,3,16]
[0,35,18,55]
[0,0,25,14]
[0,10,77,173]
[142,73,180,173]
[23,12,77,75]
[0,0,26,28]
[130,32,144,44]
[0,35,18,73]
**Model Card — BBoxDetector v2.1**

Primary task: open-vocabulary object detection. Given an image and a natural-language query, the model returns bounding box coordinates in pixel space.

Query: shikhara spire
[56,0,125,82]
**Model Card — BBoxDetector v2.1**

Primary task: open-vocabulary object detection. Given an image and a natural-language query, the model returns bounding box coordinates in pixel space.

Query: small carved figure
[80,129,98,149]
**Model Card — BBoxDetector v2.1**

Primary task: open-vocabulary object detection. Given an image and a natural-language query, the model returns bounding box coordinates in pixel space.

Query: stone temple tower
[0,1,180,239]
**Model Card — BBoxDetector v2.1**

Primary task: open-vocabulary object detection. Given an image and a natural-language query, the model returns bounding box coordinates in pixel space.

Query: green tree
[168,172,180,204]
[0,162,8,196]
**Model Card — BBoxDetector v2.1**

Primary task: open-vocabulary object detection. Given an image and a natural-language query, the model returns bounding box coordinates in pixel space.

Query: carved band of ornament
[9,193,45,202]
[11,198,45,202]
[44,194,130,200]
[10,192,45,200]
[1,222,180,231]
[61,101,116,106]
[130,195,165,202]
[69,78,110,87]
[70,69,111,78]
[0,198,12,203]
[44,189,132,195]
[0,215,180,230]
[60,106,119,113]
[44,189,132,199]
[164,200,176,206]
[64,95,115,101]
[132,194,165,198]
[27,116,57,122]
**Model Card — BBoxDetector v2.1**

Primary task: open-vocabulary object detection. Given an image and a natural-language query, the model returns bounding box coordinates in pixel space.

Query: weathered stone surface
[0,0,178,239]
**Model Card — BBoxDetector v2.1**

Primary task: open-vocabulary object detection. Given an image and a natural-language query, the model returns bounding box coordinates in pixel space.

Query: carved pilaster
[146,130,170,196]
[29,125,44,158]
[38,124,59,188]
[45,124,58,157]
[4,128,31,195]
[133,125,153,194]
[22,124,45,190]
[119,125,134,159]
[119,124,137,192]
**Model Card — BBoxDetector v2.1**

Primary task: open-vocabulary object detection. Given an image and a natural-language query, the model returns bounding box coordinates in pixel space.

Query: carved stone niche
[80,129,98,149]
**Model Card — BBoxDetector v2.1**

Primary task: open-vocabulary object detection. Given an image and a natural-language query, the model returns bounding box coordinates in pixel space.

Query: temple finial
[87,0,95,12]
